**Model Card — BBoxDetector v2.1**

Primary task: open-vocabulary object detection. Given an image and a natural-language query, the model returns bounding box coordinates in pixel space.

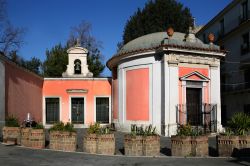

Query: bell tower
[62,41,93,78]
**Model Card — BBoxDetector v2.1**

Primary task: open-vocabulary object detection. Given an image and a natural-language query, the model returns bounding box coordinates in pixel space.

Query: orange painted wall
[5,62,43,124]
[126,68,149,121]
[43,79,111,124]
[112,79,118,119]
[179,67,208,77]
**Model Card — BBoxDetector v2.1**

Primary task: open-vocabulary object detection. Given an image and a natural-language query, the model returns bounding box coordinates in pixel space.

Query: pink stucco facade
[126,68,149,121]
[43,79,111,125]
[5,62,43,124]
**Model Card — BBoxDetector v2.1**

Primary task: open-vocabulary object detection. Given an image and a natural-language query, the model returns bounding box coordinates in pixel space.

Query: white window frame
[94,96,111,125]
[43,96,62,128]
[69,95,86,128]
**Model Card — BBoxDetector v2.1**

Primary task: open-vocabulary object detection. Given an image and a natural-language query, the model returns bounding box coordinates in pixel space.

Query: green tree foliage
[42,44,68,77]
[8,50,41,75]
[24,57,42,75]
[122,0,193,45]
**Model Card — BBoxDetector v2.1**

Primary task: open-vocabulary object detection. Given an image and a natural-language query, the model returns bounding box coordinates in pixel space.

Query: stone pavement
[0,143,249,166]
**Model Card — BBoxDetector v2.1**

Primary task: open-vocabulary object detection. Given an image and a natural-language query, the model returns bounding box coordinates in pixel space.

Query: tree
[8,51,41,75]
[43,21,105,77]
[24,57,42,75]
[42,44,68,77]
[67,21,105,77]
[0,0,25,56]
[122,0,193,45]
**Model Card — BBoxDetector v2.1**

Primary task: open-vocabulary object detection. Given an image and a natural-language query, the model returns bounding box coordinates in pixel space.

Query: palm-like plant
[228,112,250,135]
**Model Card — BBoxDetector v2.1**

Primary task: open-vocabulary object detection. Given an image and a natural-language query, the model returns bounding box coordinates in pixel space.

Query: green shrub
[176,124,202,136]
[99,127,111,134]
[32,123,44,129]
[49,122,76,133]
[5,116,19,127]
[227,112,250,136]
[87,123,112,135]
[130,124,157,136]
[87,123,100,134]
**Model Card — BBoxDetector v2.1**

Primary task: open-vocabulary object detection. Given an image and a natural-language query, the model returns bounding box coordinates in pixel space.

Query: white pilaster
[210,65,223,132]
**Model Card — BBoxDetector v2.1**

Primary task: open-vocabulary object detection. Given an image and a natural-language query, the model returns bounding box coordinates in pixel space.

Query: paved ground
[1,144,250,166]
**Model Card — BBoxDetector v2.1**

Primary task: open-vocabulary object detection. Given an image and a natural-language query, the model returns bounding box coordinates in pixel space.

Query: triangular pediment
[180,71,209,82]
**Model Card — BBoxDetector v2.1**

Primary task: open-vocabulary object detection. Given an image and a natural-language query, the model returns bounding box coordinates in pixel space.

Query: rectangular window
[96,97,109,124]
[46,98,59,124]
[244,104,250,115]
[244,68,250,88]
[242,1,248,21]
[219,19,224,37]
[71,98,84,124]
[241,32,250,55]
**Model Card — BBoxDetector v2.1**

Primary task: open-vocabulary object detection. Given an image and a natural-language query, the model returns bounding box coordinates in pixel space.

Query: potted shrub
[83,123,115,155]
[2,116,21,145]
[217,112,250,157]
[171,124,208,157]
[124,124,160,156]
[29,123,45,149]
[49,122,76,152]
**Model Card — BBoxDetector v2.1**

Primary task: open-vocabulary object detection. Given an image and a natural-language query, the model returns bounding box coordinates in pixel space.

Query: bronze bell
[75,62,81,71]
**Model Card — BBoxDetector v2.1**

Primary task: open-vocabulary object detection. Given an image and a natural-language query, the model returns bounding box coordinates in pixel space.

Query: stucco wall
[126,68,149,121]
[5,62,43,124]
[0,59,5,138]
[43,78,112,126]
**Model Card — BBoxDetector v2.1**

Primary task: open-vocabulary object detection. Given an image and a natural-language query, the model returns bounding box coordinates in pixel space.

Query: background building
[107,29,225,136]
[196,0,250,125]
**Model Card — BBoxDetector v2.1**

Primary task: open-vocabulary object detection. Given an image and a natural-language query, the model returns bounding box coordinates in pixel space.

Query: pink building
[0,45,111,131]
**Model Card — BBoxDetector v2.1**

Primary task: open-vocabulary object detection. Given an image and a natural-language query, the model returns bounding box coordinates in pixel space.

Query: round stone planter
[124,135,143,156]
[83,133,115,155]
[143,135,160,156]
[2,127,21,145]
[171,135,208,157]
[217,135,250,157]
[49,131,77,152]
[29,129,45,149]
[21,128,31,147]
[83,133,98,154]
[124,135,160,156]
[97,133,115,155]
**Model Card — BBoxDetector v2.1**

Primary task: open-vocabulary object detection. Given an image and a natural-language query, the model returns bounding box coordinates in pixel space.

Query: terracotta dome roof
[107,31,223,69]
[117,32,219,55]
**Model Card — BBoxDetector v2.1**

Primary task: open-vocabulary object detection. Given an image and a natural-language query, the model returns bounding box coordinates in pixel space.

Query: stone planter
[83,133,115,155]
[217,135,250,157]
[191,136,208,156]
[143,135,160,156]
[97,134,115,155]
[171,136,208,157]
[83,134,98,154]
[29,129,45,149]
[21,128,31,147]
[2,127,21,145]
[124,135,143,156]
[49,131,77,152]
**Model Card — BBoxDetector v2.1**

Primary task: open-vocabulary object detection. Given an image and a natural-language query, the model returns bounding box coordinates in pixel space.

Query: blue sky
[6,0,231,76]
